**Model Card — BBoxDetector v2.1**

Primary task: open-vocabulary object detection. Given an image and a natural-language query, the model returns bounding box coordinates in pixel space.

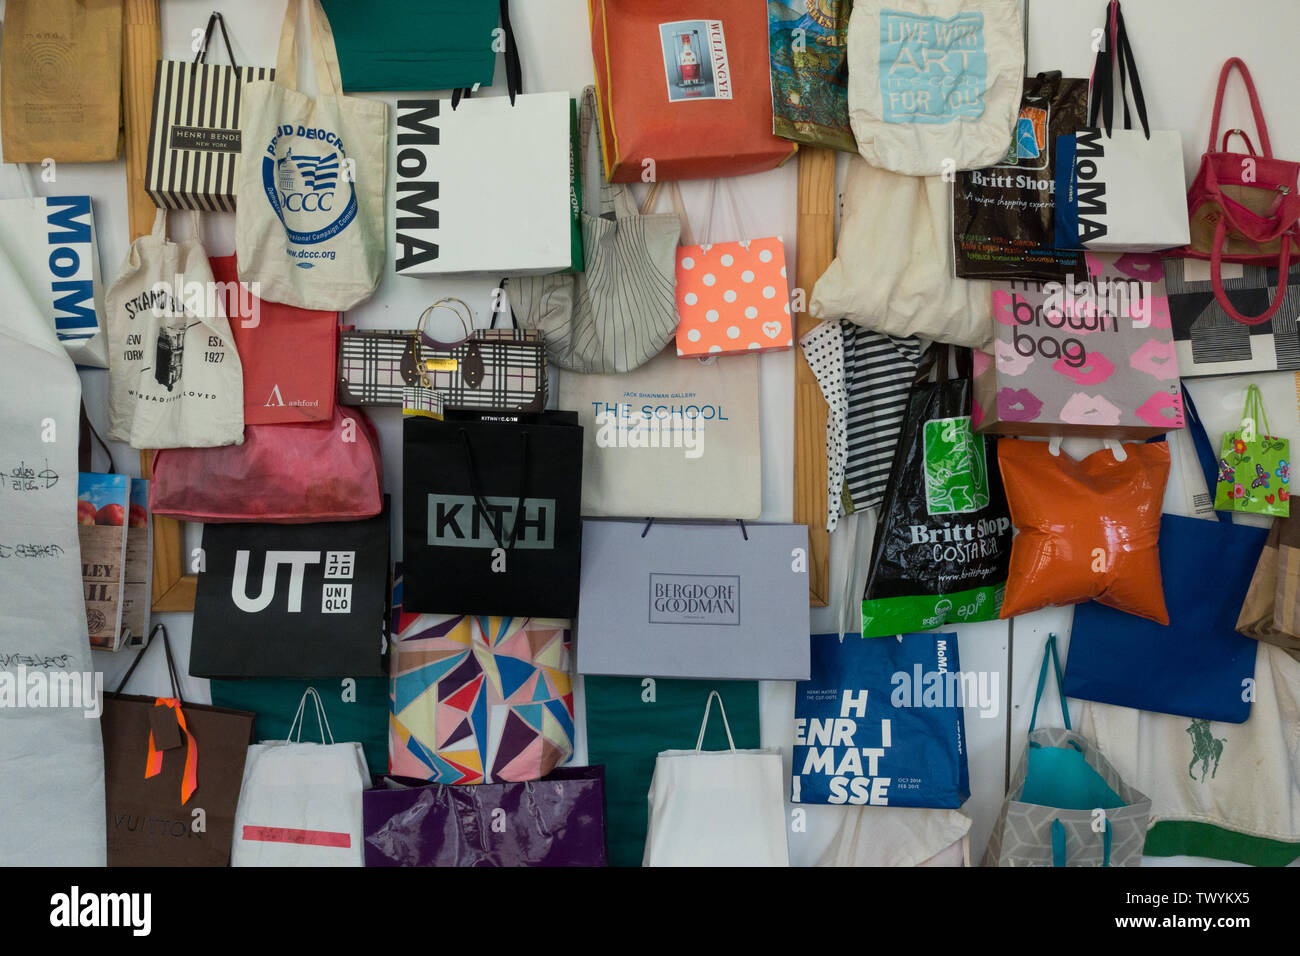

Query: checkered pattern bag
[338,329,420,406]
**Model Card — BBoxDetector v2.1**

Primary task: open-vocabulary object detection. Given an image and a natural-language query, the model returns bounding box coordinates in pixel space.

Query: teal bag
[209,677,388,776]
[584,677,760,867]
[319,0,507,93]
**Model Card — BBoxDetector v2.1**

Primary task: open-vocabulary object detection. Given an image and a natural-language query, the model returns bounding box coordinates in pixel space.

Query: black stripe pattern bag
[145,12,274,212]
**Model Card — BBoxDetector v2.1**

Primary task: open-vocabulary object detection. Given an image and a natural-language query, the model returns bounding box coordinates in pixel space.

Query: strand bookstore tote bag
[189,503,391,679]
[103,625,255,867]
[1054,2,1187,254]
[0,250,105,866]
[577,519,810,680]
[0,165,110,368]
[234,0,388,311]
[1213,383,1290,517]
[1175,57,1300,326]
[643,691,788,867]
[0,0,122,163]
[1079,645,1300,868]
[402,412,583,618]
[363,767,608,867]
[558,347,761,519]
[507,88,682,375]
[846,0,1024,177]
[793,633,970,809]
[984,636,1152,867]
[589,0,797,182]
[146,13,275,212]
[106,209,244,449]
[767,0,855,153]
[232,688,370,867]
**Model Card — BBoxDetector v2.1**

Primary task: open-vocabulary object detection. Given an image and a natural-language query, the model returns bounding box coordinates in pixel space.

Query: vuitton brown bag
[1,0,123,162]
[1235,517,1300,660]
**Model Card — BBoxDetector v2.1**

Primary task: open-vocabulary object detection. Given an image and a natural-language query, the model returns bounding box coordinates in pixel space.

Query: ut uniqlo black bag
[402,411,582,617]
[189,502,391,678]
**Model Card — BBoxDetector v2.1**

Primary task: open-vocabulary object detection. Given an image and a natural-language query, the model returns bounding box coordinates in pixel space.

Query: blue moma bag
[791,632,969,809]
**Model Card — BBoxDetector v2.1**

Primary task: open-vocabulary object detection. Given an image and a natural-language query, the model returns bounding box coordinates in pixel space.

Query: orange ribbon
[144,697,198,805]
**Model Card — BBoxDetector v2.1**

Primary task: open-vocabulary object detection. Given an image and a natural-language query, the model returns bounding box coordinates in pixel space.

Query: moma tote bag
[847,0,1024,176]
[235,0,388,311]
[0,0,122,163]
[105,210,244,449]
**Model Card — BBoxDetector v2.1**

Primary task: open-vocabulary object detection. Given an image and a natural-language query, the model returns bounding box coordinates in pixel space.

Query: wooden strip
[141,449,198,613]
[124,0,161,242]
[794,147,837,607]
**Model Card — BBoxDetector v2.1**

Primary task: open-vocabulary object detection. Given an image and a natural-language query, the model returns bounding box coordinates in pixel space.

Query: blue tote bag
[791,632,969,809]
[1064,387,1266,723]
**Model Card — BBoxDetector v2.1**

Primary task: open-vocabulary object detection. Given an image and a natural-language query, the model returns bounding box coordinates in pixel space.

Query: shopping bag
[767,0,855,152]
[557,347,760,518]
[145,13,274,212]
[402,411,583,617]
[589,0,797,182]
[1213,383,1290,516]
[211,255,337,425]
[1237,515,1300,657]
[189,503,391,679]
[861,348,1013,637]
[388,572,574,784]
[984,636,1152,867]
[0,169,110,368]
[846,0,1024,176]
[363,766,607,867]
[103,625,255,866]
[105,209,244,449]
[231,688,370,866]
[1053,3,1188,253]
[577,519,809,680]
[234,0,388,311]
[0,249,105,865]
[209,676,388,778]
[643,691,788,866]
[0,0,122,163]
[793,633,970,809]
[952,71,1089,282]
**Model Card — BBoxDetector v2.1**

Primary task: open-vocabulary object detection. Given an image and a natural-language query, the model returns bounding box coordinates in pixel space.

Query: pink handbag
[1179,58,1300,324]
[149,406,383,523]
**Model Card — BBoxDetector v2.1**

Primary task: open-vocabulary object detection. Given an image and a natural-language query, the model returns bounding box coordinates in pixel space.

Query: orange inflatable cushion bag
[997,438,1171,624]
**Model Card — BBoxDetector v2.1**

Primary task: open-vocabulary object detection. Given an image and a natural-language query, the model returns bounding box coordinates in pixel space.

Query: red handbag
[1178,58,1300,325]
[149,406,383,523]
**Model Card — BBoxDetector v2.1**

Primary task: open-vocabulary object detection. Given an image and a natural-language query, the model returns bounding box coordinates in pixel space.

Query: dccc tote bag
[235,0,388,312]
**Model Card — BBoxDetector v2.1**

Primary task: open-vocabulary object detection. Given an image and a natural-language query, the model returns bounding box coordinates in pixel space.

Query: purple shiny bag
[363,766,608,867]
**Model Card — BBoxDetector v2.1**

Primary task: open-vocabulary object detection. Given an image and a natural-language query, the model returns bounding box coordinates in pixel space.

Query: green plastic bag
[1214,384,1291,518]
[584,677,760,867]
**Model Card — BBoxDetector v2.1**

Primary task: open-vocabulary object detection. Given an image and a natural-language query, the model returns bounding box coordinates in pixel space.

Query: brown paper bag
[1,0,123,163]
[1236,519,1300,659]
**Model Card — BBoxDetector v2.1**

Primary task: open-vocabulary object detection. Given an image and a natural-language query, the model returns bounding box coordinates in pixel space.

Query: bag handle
[1241,383,1273,438]
[114,623,184,702]
[694,690,737,752]
[274,0,344,97]
[1028,634,1070,734]
[641,181,696,246]
[701,179,752,245]
[1222,129,1258,155]
[416,298,475,342]
[1209,217,1293,325]
[578,86,637,221]
[458,428,530,551]
[1088,2,1150,138]
[1180,384,1230,525]
[287,687,336,744]
[451,0,522,107]
[194,11,238,66]
[1207,58,1273,158]
[1052,818,1111,867]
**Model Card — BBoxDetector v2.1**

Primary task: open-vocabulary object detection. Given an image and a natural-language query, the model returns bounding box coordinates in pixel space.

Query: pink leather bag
[1179,58,1300,325]
[149,406,383,523]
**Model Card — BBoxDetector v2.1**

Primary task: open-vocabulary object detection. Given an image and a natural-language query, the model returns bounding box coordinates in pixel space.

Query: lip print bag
[234,0,388,311]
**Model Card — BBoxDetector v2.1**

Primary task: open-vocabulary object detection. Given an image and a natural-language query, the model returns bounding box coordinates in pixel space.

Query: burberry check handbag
[338,297,548,412]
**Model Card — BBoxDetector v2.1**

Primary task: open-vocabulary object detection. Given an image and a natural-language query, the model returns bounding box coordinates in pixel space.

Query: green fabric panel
[1144,821,1300,867]
[584,677,761,868]
[320,0,498,93]
[208,677,389,777]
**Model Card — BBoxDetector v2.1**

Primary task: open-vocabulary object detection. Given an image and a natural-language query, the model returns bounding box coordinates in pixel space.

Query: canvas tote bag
[234,0,388,311]
[106,209,244,449]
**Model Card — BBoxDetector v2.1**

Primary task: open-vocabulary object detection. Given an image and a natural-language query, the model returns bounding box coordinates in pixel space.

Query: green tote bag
[1214,384,1291,517]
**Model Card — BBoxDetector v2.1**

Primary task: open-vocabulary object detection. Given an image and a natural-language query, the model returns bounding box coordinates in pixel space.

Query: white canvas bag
[811,157,993,348]
[106,209,244,449]
[231,688,369,867]
[234,0,388,310]
[847,0,1024,176]
[643,691,789,867]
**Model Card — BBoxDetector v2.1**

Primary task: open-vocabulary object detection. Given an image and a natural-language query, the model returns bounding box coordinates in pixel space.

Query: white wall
[11,0,1298,866]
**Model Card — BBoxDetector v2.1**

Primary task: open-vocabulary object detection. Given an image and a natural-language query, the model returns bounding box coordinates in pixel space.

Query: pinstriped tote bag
[507,87,681,375]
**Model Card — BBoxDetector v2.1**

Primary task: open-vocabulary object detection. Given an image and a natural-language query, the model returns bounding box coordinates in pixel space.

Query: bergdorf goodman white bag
[643,691,789,867]
[234,0,388,310]
[231,688,369,867]
[811,157,993,348]
[847,0,1024,176]
[106,209,244,449]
